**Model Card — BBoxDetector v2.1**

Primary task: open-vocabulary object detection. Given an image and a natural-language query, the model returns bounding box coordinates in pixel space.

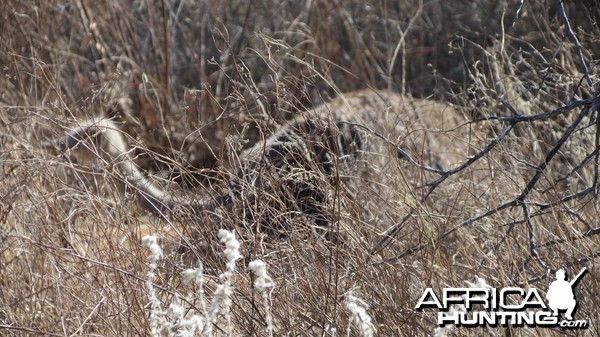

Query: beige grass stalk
[142,235,166,337]
[249,260,275,337]
[205,229,242,337]
[344,290,376,337]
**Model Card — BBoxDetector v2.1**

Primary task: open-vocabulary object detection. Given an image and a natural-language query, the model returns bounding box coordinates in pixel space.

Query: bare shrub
[1,1,598,336]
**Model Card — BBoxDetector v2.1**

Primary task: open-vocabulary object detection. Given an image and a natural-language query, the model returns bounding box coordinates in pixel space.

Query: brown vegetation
[1,1,599,336]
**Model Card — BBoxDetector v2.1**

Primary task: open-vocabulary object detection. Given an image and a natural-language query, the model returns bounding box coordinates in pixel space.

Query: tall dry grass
[1,1,599,336]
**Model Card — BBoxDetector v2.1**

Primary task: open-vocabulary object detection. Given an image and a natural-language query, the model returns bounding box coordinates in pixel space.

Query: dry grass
[1,1,599,336]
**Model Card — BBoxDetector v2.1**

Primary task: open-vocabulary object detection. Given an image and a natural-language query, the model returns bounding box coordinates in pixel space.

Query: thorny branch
[517,106,589,203]
[556,0,593,88]
[556,0,600,197]
[478,185,597,270]
[374,92,599,262]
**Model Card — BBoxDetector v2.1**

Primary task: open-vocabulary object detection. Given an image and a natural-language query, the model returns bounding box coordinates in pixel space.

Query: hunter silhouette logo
[415,267,589,329]
[546,267,586,321]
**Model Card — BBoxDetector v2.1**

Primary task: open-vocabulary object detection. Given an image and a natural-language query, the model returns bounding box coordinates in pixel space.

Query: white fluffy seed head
[218,229,241,266]
[176,315,204,337]
[182,263,204,286]
[465,275,490,289]
[345,292,376,337]
[167,302,185,320]
[249,260,274,291]
[141,235,163,263]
